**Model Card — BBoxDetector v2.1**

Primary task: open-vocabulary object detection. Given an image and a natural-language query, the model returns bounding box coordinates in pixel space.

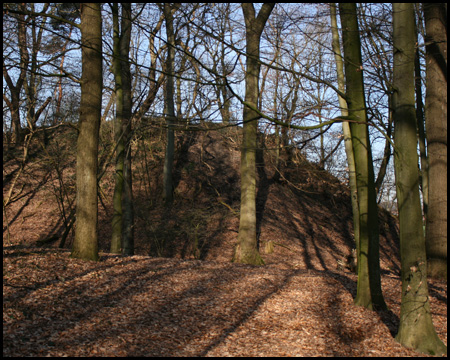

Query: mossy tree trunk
[71,3,102,261]
[233,3,274,266]
[110,3,134,255]
[392,3,447,355]
[339,3,386,310]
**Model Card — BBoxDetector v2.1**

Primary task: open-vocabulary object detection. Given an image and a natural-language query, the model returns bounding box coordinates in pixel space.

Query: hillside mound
[3,123,400,273]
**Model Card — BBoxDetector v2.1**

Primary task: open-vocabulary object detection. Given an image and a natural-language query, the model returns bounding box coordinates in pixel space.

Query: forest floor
[3,248,447,357]
[3,124,447,356]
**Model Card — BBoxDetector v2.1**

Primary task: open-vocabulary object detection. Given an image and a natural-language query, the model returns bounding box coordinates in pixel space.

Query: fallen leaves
[3,247,447,357]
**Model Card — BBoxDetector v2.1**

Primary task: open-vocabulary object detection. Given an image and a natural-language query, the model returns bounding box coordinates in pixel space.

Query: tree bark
[162,3,177,205]
[424,3,447,280]
[339,3,386,310]
[392,3,446,355]
[329,3,360,260]
[233,3,274,265]
[120,2,134,255]
[110,3,124,254]
[110,3,134,255]
[71,3,102,261]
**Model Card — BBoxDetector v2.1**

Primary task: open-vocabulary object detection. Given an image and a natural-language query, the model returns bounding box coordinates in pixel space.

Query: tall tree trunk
[424,3,447,280]
[162,3,177,205]
[120,2,134,255]
[329,3,360,258]
[110,3,124,254]
[339,3,386,310]
[110,3,134,255]
[233,3,274,265]
[392,3,446,355]
[71,3,102,261]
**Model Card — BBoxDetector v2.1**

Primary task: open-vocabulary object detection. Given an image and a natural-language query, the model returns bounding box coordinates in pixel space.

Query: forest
[2,3,447,357]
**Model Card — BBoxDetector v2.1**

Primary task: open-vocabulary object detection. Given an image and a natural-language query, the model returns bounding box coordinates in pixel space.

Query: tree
[46,3,78,126]
[110,3,134,255]
[132,7,166,122]
[206,3,235,125]
[423,3,447,280]
[356,4,395,200]
[110,3,125,254]
[120,3,134,256]
[71,3,103,261]
[3,4,55,146]
[22,4,52,132]
[233,3,274,265]
[392,3,446,355]
[3,4,29,146]
[329,3,360,273]
[339,3,386,310]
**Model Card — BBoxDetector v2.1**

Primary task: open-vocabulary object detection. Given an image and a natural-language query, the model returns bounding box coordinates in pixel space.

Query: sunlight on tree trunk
[71,3,102,262]
[329,3,360,260]
[339,3,386,310]
[233,3,274,266]
[392,3,447,355]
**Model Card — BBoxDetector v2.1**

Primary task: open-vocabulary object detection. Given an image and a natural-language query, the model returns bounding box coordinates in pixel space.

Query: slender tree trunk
[392,4,446,355]
[120,2,134,255]
[233,3,274,265]
[414,16,428,221]
[374,106,393,196]
[339,3,386,310]
[424,3,447,280]
[110,3,124,254]
[162,3,176,205]
[329,3,360,257]
[71,3,102,261]
[219,4,232,125]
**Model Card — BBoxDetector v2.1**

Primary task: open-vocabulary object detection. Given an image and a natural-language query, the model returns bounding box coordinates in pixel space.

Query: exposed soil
[3,124,447,356]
